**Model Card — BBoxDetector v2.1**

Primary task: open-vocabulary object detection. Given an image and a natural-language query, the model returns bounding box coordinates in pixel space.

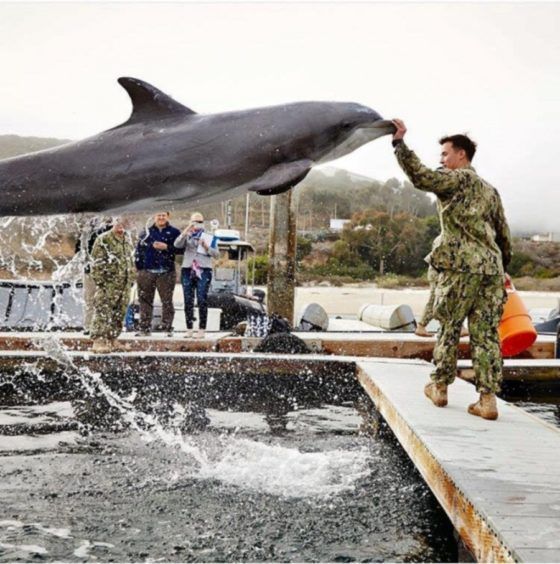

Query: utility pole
[244,193,250,241]
[226,200,232,229]
[267,190,298,324]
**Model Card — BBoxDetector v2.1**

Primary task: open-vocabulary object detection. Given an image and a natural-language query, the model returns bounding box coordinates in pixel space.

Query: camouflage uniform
[419,265,437,327]
[90,230,135,341]
[395,142,512,393]
[420,202,442,327]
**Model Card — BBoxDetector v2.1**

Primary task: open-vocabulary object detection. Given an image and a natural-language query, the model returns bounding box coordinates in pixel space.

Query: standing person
[89,216,135,353]
[391,121,511,420]
[135,211,181,336]
[415,264,438,337]
[74,216,113,334]
[174,212,219,339]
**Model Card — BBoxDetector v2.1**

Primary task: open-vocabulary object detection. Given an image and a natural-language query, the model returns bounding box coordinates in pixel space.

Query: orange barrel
[499,278,537,356]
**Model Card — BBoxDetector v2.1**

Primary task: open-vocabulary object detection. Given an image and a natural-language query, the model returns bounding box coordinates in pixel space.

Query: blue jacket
[135,223,182,271]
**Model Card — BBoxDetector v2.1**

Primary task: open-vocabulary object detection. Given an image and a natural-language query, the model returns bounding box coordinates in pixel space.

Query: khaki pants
[83,272,96,332]
[137,270,176,332]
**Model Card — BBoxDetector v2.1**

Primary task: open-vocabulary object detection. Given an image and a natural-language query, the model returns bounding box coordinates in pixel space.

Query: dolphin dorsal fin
[118,77,196,125]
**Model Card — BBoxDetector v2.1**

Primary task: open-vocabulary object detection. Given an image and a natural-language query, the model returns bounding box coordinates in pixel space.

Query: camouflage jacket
[90,230,135,289]
[395,142,512,275]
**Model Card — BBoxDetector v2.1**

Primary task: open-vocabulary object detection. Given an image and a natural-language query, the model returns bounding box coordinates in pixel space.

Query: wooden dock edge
[356,363,516,563]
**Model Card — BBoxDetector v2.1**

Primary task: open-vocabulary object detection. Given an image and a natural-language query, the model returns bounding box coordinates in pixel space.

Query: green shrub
[303,259,376,280]
[247,254,269,285]
[508,251,536,277]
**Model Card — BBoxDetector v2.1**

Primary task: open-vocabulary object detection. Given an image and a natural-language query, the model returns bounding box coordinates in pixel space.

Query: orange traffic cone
[499,277,537,357]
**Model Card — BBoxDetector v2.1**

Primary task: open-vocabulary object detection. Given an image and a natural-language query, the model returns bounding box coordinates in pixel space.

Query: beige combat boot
[111,339,132,352]
[424,382,448,407]
[468,392,498,420]
[415,324,432,337]
[90,338,112,354]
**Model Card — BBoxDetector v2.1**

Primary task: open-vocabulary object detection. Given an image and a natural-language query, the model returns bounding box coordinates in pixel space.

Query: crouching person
[89,216,135,353]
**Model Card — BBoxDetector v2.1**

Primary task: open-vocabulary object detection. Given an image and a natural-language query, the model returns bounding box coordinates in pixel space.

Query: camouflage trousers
[419,266,437,327]
[432,271,506,393]
[90,283,132,341]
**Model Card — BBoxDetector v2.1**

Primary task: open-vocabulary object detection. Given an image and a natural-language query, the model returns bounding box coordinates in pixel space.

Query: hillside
[0,134,70,159]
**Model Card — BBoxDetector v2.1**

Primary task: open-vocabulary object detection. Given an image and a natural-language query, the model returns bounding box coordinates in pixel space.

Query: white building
[329,219,351,232]
[531,232,554,242]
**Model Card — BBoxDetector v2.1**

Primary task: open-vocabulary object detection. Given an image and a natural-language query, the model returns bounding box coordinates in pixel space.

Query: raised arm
[392,119,463,197]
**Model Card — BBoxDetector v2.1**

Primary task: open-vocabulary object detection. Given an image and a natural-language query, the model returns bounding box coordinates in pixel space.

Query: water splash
[198,437,371,498]
[0,215,84,281]
[0,214,370,498]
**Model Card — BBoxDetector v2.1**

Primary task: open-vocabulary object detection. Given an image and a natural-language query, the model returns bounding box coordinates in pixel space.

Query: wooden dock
[357,359,560,563]
[0,331,554,361]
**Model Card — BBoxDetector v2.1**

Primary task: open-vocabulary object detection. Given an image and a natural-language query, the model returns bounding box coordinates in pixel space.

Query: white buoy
[358,304,416,331]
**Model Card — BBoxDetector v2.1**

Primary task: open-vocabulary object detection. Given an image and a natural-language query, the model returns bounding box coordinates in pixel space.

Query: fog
[0,2,558,232]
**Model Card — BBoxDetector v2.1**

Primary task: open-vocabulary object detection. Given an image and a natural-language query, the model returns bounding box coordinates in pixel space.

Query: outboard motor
[296,303,329,332]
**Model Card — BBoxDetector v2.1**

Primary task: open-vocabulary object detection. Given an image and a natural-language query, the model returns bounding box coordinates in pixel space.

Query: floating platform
[358,359,560,563]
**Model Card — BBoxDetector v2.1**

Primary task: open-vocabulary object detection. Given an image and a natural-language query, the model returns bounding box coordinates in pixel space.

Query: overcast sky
[0,1,558,231]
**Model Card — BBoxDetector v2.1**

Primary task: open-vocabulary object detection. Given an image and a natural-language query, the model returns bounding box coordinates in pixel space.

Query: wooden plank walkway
[0,331,555,360]
[220,332,556,360]
[356,359,560,563]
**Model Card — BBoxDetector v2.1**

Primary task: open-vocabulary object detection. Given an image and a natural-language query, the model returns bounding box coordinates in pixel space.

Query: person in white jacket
[174,212,220,338]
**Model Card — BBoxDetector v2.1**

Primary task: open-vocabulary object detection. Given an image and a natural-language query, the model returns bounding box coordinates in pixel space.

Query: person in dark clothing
[75,216,113,334]
[135,211,181,336]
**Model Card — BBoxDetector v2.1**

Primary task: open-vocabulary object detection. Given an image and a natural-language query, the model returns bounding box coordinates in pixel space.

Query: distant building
[329,219,351,232]
[531,232,554,242]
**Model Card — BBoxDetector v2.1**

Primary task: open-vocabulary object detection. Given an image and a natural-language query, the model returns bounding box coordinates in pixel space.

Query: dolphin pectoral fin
[117,77,196,126]
[248,160,313,196]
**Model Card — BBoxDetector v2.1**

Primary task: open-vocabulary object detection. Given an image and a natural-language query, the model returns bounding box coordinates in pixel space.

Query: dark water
[0,400,458,563]
[502,381,560,429]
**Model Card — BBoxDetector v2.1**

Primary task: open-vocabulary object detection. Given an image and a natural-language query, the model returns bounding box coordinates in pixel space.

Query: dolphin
[0,77,395,216]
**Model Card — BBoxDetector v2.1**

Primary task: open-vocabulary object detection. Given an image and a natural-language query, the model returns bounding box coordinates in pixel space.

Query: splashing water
[0,215,84,281]
[198,437,371,497]
[34,340,370,498]
[0,213,370,499]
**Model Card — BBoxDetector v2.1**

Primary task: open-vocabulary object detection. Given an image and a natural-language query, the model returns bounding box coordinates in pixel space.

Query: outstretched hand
[392,119,407,141]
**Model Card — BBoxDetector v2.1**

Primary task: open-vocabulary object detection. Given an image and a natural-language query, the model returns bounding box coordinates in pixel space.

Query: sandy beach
[291,285,560,318]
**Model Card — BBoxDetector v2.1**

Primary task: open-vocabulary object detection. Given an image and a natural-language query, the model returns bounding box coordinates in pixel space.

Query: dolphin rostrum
[0,77,395,216]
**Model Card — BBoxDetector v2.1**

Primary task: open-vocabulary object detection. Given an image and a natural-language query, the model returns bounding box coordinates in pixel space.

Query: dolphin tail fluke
[248,159,312,196]
[117,77,196,126]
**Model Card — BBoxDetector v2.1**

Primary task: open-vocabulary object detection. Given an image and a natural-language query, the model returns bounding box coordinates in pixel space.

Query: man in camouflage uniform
[392,120,511,420]
[89,216,135,353]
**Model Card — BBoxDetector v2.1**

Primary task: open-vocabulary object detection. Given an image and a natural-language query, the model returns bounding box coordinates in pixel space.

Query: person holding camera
[174,212,219,338]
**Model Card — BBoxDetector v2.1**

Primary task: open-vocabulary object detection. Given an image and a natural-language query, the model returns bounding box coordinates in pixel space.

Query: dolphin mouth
[366,119,397,134]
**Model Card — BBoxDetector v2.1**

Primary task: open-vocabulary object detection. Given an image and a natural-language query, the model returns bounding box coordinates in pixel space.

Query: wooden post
[267,191,298,324]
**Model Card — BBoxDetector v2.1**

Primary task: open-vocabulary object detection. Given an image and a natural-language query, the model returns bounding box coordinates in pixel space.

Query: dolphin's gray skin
[0,77,395,216]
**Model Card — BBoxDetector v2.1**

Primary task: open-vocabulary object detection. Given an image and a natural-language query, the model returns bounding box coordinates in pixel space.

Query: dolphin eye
[271,147,284,163]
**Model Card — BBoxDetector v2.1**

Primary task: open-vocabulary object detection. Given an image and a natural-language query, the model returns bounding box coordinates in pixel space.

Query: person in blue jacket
[135,211,181,336]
